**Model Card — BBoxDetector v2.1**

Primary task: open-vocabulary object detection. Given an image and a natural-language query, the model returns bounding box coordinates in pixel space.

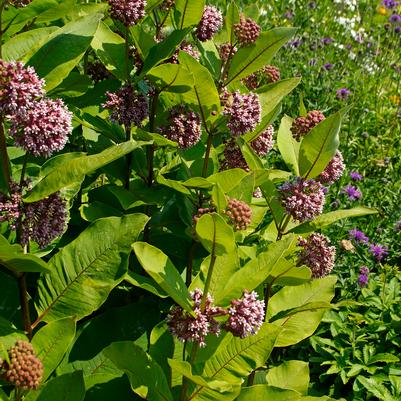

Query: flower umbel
[317,151,345,185]
[223,198,252,231]
[298,233,336,278]
[291,110,325,141]
[196,6,223,41]
[108,0,146,26]
[234,16,261,45]
[224,291,265,338]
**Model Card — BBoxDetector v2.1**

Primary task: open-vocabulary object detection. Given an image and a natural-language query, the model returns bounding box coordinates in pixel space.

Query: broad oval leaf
[132,242,193,313]
[27,13,103,91]
[32,317,76,382]
[174,0,205,29]
[35,214,149,323]
[277,115,300,175]
[147,63,194,93]
[195,213,236,256]
[227,28,296,85]
[24,140,145,203]
[299,107,349,179]
[104,341,173,401]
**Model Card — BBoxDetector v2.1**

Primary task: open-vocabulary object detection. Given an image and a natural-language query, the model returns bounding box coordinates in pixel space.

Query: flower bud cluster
[167,288,265,346]
[234,16,261,45]
[219,43,238,62]
[223,198,252,231]
[243,65,281,90]
[1,341,43,390]
[196,6,223,41]
[291,110,325,141]
[298,233,336,278]
[160,106,201,149]
[108,0,146,26]
[0,60,73,158]
[223,91,261,136]
[8,0,32,7]
[317,151,345,185]
[168,42,201,64]
[279,177,325,222]
[102,84,149,128]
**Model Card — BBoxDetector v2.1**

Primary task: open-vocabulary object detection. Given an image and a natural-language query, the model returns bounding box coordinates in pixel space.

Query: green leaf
[357,376,395,401]
[35,214,149,323]
[208,169,249,194]
[24,140,145,203]
[0,271,19,320]
[104,341,173,401]
[211,183,228,213]
[49,72,92,97]
[277,115,300,175]
[289,207,378,234]
[32,317,76,382]
[125,271,168,298]
[91,22,127,81]
[3,27,59,62]
[0,238,50,274]
[195,213,236,256]
[27,13,102,91]
[147,63,194,93]
[174,0,205,29]
[268,276,336,347]
[132,242,193,313]
[299,108,349,179]
[236,385,301,401]
[192,323,281,400]
[266,360,310,395]
[57,350,123,390]
[226,1,240,45]
[178,52,221,123]
[168,359,233,392]
[367,353,400,365]
[140,29,190,76]
[0,388,9,401]
[245,78,301,142]
[227,28,296,85]
[35,372,85,401]
[217,235,301,305]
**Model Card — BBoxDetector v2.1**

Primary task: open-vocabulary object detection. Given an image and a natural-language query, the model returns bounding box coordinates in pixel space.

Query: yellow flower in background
[389,95,400,105]
[377,6,387,15]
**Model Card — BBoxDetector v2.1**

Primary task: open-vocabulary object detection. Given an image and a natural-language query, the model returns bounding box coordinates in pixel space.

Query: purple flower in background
[350,171,363,181]
[369,244,388,262]
[289,39,303,48]
[342,185,362,201]
[382,0,400,9]
[323,62,334,71]
[309,1,317,9]
[389,13,401,23]
[336,88,352,100]
[321,37,334,45]
[348,228,369,244]
[358,266,369,287]
[284,10,294,19]
[395,26,401,33]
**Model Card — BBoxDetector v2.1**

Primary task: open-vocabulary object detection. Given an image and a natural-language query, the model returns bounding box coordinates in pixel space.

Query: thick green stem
[18,273,32,340]
[125,125,132,189]
[201,134,213,178]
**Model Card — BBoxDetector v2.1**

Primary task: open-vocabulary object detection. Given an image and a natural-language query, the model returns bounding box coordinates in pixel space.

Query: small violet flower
[336,88,352,100]
[369,244,388,262]
[349,171,363,181]
[341,185,362,201]
[348,228,369,244]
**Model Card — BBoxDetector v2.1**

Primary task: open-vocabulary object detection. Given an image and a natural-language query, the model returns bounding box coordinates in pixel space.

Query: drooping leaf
[266,360,310,395]
[289,207,378,234]
[195,213,236,256]
[268,276,336,347]
[299,108,349,179]
[35,214,149,323]
[277,115,300,175]
[236,385,301,401]
[27,13,103,91]
[91,22,127,81]
[32,317,76,381]
[0,235,50,274]
[226,28,296,85]
[104,341,173,401]
[174,0,206,29]
[24,140,146,203]
[35,371,85,401]
[133,242,193,313]
[125,271,168,298]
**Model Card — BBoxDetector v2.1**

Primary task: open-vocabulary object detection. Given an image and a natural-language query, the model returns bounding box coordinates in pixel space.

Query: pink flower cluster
[0,60,72,158]
[167,288,265,346]
[108,0,146,26]
[219,43,238,62]
[223,91,261,136]
[234,16,261,45]
[317,151,345,185]
[279,178,325,222]
[223,198,252,231]
[102,84,148,128]
[8,0,32,7]
[298,233,336,278]
[0,181,24,230]
[224,291,265,338]
[291,110,325,141]
[166,289,223,347]
[243,65,281,90]
[196,6,223,41]
[161,106,201,149]
[169,42,200,64]
[2,341,43,390]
